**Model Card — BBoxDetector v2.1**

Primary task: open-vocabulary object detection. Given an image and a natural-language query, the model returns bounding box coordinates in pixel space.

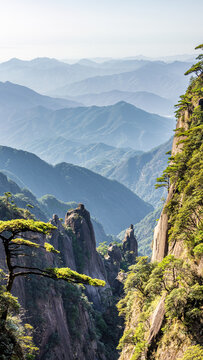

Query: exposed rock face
[50,214,76,270]
[17,216,107,360]
[65,203,109,308]
[108,244,122,264]
[152,115,188,262]
[152,94,202,263]
[147,295,166,345]
[122,224,138,264]
[104,244,122,292]
[151,198,170,262]
[102,225,138,297]
[1,206,111,359]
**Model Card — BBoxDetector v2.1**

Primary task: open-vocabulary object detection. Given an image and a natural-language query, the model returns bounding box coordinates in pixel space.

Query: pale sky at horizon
[0,0,202,61]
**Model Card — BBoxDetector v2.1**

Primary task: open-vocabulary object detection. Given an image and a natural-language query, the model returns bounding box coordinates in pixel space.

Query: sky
[0,0,202,61]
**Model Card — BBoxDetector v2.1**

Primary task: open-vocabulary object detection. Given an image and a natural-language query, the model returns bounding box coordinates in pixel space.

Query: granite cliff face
[65,204,108,308]
[151,115,187,263]
[117,69,203,360]
[18,214,108,360]
[0,203,118,360]
[100,225,138,297]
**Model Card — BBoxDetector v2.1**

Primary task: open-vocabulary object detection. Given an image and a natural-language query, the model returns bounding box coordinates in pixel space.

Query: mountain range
[0,81,82,113]
[0,57,149,94]
[24,137,141,169]
[0,58,191,116]
[0,145,153,234]
[22,137,172,208]
[105,138,173,207]
[52,61,191,102]
[68,90,174,116]
[0,86,175,151]
[0,171,111,245]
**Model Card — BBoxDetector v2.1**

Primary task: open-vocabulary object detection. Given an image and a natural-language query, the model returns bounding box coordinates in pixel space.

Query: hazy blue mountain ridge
[67,90,174,116]
[52,61,191,102]
[0,101,175,151]
[104,138,173,207]
[23,137,173,208]
[0,57,152,94]
[0,171,111,244]
[0,81,82,111]
[23,137,142,170]
[0,145,153,234]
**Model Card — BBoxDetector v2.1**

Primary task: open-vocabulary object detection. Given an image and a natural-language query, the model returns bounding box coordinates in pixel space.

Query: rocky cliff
[100,224,138,293]
[151,111,189,262]
[65,203,108,308]
[117,63,203,360]
[0,201,121,360]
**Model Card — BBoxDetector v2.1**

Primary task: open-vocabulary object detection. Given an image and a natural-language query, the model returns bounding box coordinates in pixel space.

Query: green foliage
[11,238,40,248]
[155,171,170,191]
[4,192,12,205]
[117,256,202,358]
[0,271,38,360]
[156,65,203,255]
[185,62,203,76]
[117,329,135,349]
[193,243,203,257]
[166,117,203,252]
[0,195,30,221]
[47,267,105,287]
[26,204,34,209]
[97,241,109,256]
[94,311,108,338]
[155,150,172,191]
[44,242,60,254]
[0,216,105,325]
[184,44,203,76]
[0,271,20,315]
[165,288,189,319]
[0,219,55,234]
[145,255,194,295]
[131,323,147,360]
[124,257,155,295]
[178,345,203,360]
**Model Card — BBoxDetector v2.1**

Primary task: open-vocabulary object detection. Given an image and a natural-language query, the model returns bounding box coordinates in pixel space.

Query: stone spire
[122,224,138,264]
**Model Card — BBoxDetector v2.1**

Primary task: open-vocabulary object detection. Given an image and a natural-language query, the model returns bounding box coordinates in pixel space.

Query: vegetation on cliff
[117,46,203,360]
[117,256,202,359]
[157,46,203,258]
